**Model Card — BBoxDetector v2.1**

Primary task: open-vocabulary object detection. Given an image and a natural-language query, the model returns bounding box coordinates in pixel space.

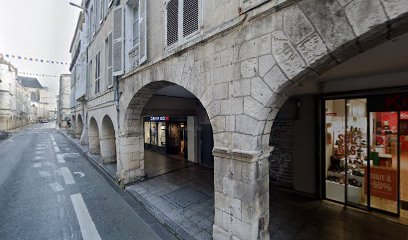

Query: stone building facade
[71,0,408,239]
[0,56,32,130]
[57,74,72,127]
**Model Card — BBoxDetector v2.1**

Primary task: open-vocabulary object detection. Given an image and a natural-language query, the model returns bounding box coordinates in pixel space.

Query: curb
[58,130,193,240]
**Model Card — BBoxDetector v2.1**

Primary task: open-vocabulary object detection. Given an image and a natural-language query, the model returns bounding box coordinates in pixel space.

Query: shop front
[144,116,187,159]
[323,91,408,219]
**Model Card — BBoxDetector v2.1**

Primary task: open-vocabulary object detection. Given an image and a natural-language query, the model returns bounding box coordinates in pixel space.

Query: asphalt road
[0,123,175,240]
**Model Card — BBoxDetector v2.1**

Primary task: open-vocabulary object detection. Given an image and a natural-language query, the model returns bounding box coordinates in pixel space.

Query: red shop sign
[365,167,397,201]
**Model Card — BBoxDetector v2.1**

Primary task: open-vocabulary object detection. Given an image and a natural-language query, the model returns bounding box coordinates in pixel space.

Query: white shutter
[166,0,179,46]
[183,0,199,37]
[139,0,147,64]
[112,6,124,76]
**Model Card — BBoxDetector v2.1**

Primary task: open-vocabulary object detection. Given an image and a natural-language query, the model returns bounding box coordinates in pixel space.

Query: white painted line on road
[70,194,102,240]
[36,151,45,154]
[54,146,60,153]
[49,182,64,192]
[60,167,75,185]
[56,154,65,163]
[38,170,51,177]
[52,142,57,146]
[43,162,55,167]
[36,147,45,150]
[35,156,45,160]
[73,172,85,177]
[33,163,42,168]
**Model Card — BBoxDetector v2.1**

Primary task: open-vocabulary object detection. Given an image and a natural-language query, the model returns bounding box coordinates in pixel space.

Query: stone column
[213,147,271,240]
[89,134,100,155]
[117,135,144,184]
[100,136,117,164]
[80,126,88,145]
[74,126,82,139]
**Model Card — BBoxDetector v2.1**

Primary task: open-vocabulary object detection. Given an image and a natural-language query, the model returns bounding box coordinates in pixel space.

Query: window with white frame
[95,52,100,94]
[90,5,95,36]
[99,0,104,23]
[105,33,113,87]
[132,3,140,47]
[88,60,92,96]
[166,0,201,47]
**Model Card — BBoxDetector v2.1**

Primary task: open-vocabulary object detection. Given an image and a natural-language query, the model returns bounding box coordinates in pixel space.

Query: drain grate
[162,186,210,209]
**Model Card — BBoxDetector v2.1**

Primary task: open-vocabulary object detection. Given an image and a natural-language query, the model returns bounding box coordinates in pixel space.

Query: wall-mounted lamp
[160,125,166,130]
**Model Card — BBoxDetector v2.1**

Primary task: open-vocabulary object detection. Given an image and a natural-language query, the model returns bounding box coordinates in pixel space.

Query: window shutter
[166,0,179,46]
[139,0,147,64]
[112,6,124,76]
[183,0,199,37]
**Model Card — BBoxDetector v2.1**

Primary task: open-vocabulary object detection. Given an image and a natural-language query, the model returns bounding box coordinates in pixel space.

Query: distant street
[0,123,174,240]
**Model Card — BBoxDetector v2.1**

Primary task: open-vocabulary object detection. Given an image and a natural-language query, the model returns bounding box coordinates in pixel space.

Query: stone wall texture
[82,0,408,239]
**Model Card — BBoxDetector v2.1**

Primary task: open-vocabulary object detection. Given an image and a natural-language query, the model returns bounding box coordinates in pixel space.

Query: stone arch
[101,115,117,164]
[76,114,84,139]
[88,117,100,155]
[118,80,216,184]
[249,2,408,150]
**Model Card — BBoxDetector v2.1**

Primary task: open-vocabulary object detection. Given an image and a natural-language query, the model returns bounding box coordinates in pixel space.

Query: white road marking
[49,182,64,192]
[35,156,45,160]
[36,147,45,150]
[36,151,45,154]
[38,170,51,177]
[33,163,42,168]
[52,142,57,146]
[56,154,65,163]
[70,194,102,240]
[73,172,85,177]
[54,146,60,153]
[60,167,75,185]
[43,162,55,167]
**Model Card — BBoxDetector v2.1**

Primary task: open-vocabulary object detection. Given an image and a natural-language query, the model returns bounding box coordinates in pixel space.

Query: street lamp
[69,2,87,12]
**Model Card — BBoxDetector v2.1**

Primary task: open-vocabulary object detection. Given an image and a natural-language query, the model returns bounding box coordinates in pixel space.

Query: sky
[0,0,82,108]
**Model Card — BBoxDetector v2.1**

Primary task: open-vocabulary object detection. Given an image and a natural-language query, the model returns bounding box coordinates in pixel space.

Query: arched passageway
[76,114,84,139]
[101,115,117,165]
[266,31,408,238]
[88,117,100,155]
[122,82,215,238]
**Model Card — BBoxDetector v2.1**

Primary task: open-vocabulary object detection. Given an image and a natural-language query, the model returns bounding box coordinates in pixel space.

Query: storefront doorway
[144,116,187,158]
[324,93,408,218]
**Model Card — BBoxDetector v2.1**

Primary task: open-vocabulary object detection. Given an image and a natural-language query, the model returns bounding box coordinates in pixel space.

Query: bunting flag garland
[19,71,60,78]
[1,52,69,65]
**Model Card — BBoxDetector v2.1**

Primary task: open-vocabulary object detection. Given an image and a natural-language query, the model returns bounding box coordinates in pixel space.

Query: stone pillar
[100,136,116,164]
[89,135,100,155]
[213,147,271,240]
[117,135,144,184]
[74,126,82,139]
[80,126,88,145]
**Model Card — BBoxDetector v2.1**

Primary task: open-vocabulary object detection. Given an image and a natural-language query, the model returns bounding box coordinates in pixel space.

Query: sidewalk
[59,129,213,240]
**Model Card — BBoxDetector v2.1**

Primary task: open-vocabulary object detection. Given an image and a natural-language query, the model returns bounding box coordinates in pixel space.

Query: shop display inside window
[325,99,367,205]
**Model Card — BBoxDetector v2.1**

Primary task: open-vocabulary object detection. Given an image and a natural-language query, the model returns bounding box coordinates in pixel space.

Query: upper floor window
[95,52,100,94]
[105,33,113,87]
[166,0,201,47]
[133,3,140,47]
[90,5,95,35]
[99,0,104,23]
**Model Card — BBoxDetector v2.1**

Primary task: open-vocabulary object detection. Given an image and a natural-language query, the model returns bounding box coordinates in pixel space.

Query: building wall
[71,0,408,239]
[116,1,408,239]
[0,60,31,130]
[58,74,72,126]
